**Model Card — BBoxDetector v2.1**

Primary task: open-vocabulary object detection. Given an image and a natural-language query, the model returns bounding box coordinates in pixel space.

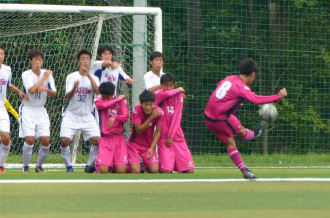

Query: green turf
[1,181,330,218]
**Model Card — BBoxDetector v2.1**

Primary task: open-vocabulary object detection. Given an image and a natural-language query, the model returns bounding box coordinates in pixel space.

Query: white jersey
[92,60,130,94]
[65,71,99,115]
[0,64,12,108]
[21,69,56,107]
[143,71,165,90]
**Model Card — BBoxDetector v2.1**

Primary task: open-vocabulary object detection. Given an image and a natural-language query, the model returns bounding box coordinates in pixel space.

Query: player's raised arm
[278,88,287,99]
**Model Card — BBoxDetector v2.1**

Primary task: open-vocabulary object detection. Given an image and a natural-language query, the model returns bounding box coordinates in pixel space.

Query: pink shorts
[158,139,195,172]
[127,141,159,167]
[205,114,242,144]
[95,134,128,172]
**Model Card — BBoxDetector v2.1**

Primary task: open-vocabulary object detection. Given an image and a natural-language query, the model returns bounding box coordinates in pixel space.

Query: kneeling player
[154,73,194,173]
[94,82,129,173]
[127,91,163,173]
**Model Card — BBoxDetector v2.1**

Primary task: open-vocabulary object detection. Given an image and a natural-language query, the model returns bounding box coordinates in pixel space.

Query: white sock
[0,143,10,166]
[22,142,34,167]
[87,145,98,166]
[37,145,50,167]
[60,146,71,167]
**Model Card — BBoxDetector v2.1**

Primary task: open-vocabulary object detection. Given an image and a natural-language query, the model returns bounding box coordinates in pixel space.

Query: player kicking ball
[94,82,129,173]
[204,58,287,179]
[60,50,100,173]
[19,49,56,173]
[0,44,28,173]
[154,73,195,173]
[127,91,163,173]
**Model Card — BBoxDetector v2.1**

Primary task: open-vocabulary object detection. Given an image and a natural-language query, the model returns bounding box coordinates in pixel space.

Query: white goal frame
[0,4,162,166]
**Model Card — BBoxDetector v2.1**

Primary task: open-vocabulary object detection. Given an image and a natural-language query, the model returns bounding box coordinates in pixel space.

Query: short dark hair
[99,82,115,95]
[160,73,175,84]
[238,58,259,75]
[149,51,164,61]
[97,45,114,58]
[0,44,5,52]
[77,49,92,61]
[28,49,44,60]
[139,90,155,103]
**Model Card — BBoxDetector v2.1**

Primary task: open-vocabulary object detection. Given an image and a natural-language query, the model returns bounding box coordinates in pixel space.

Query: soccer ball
[259,103,278,122]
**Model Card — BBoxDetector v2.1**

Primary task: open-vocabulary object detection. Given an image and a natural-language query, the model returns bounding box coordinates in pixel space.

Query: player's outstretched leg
[253,121,267,140]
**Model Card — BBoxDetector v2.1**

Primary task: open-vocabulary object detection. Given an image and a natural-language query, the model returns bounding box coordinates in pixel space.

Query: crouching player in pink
[94,82,129,173]
[154,73,194,173]
[127,91,163,173]
[204,58,287,179]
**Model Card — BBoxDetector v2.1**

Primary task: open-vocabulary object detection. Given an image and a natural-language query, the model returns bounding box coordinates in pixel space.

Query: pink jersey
[95,96,129,136]
[205,75,281,120]
[128,104,164,146]
[154,89,185,142]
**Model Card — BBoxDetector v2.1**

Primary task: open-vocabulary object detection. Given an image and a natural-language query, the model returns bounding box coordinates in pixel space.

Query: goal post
[0,4,162,167]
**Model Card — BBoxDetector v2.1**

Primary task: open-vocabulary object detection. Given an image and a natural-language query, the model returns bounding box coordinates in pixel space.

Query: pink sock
[227,147,247,172]
[241,128,255,141]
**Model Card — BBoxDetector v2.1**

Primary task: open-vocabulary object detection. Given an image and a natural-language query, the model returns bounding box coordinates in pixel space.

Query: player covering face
[204,58,287,179]
[127,91,163,173]
[94,81,129,174]
[154,73,195,173]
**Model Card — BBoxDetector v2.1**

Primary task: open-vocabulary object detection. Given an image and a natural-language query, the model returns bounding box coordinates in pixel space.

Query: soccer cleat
[22,166,30,173]
[84,163,96,173]
[0,166,6,173]
[35,166,45,173]
[243,169,258,180]
[253,121,267,140]
[66,166,73,173]
[140,161,146,173]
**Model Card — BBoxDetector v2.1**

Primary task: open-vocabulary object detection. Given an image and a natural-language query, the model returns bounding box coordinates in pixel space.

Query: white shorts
[0,107,10,133]
[19,105,50,139]
[60,111,100,141]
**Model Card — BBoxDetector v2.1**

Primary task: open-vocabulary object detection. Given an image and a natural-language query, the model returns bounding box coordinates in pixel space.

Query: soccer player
[60,49,100,173]
[93,45,134,94]
[204,58,287,179]
[127,90,163,173]
[94,82,129,173]
[19,49,56,173]
[143,51,165,92]
[0,44,27,173]
[154,73,195,173]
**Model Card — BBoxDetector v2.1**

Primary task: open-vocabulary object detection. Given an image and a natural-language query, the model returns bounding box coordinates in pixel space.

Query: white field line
[1,178,330,184]
[3,164,330,169]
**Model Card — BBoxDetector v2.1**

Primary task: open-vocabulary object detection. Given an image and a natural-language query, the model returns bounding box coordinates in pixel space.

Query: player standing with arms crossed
[94,82,129,173]
[60,50,100,173]
[204,58,287,179]
[0,44,27,173]
[127,91,163,173]
[20,49,56,173]
[154,73,195,173]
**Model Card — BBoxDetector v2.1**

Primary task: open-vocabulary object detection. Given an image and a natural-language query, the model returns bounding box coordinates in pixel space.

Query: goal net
[0,4,162,167]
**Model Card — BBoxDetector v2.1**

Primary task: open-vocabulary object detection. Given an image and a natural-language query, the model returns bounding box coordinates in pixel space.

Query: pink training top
[205,75,281,120]
[154,88,185,142]
[128,104,164,146]
[95,96,129,136]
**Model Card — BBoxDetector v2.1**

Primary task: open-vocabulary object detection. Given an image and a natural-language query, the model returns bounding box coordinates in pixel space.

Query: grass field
[1,167,330,218]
